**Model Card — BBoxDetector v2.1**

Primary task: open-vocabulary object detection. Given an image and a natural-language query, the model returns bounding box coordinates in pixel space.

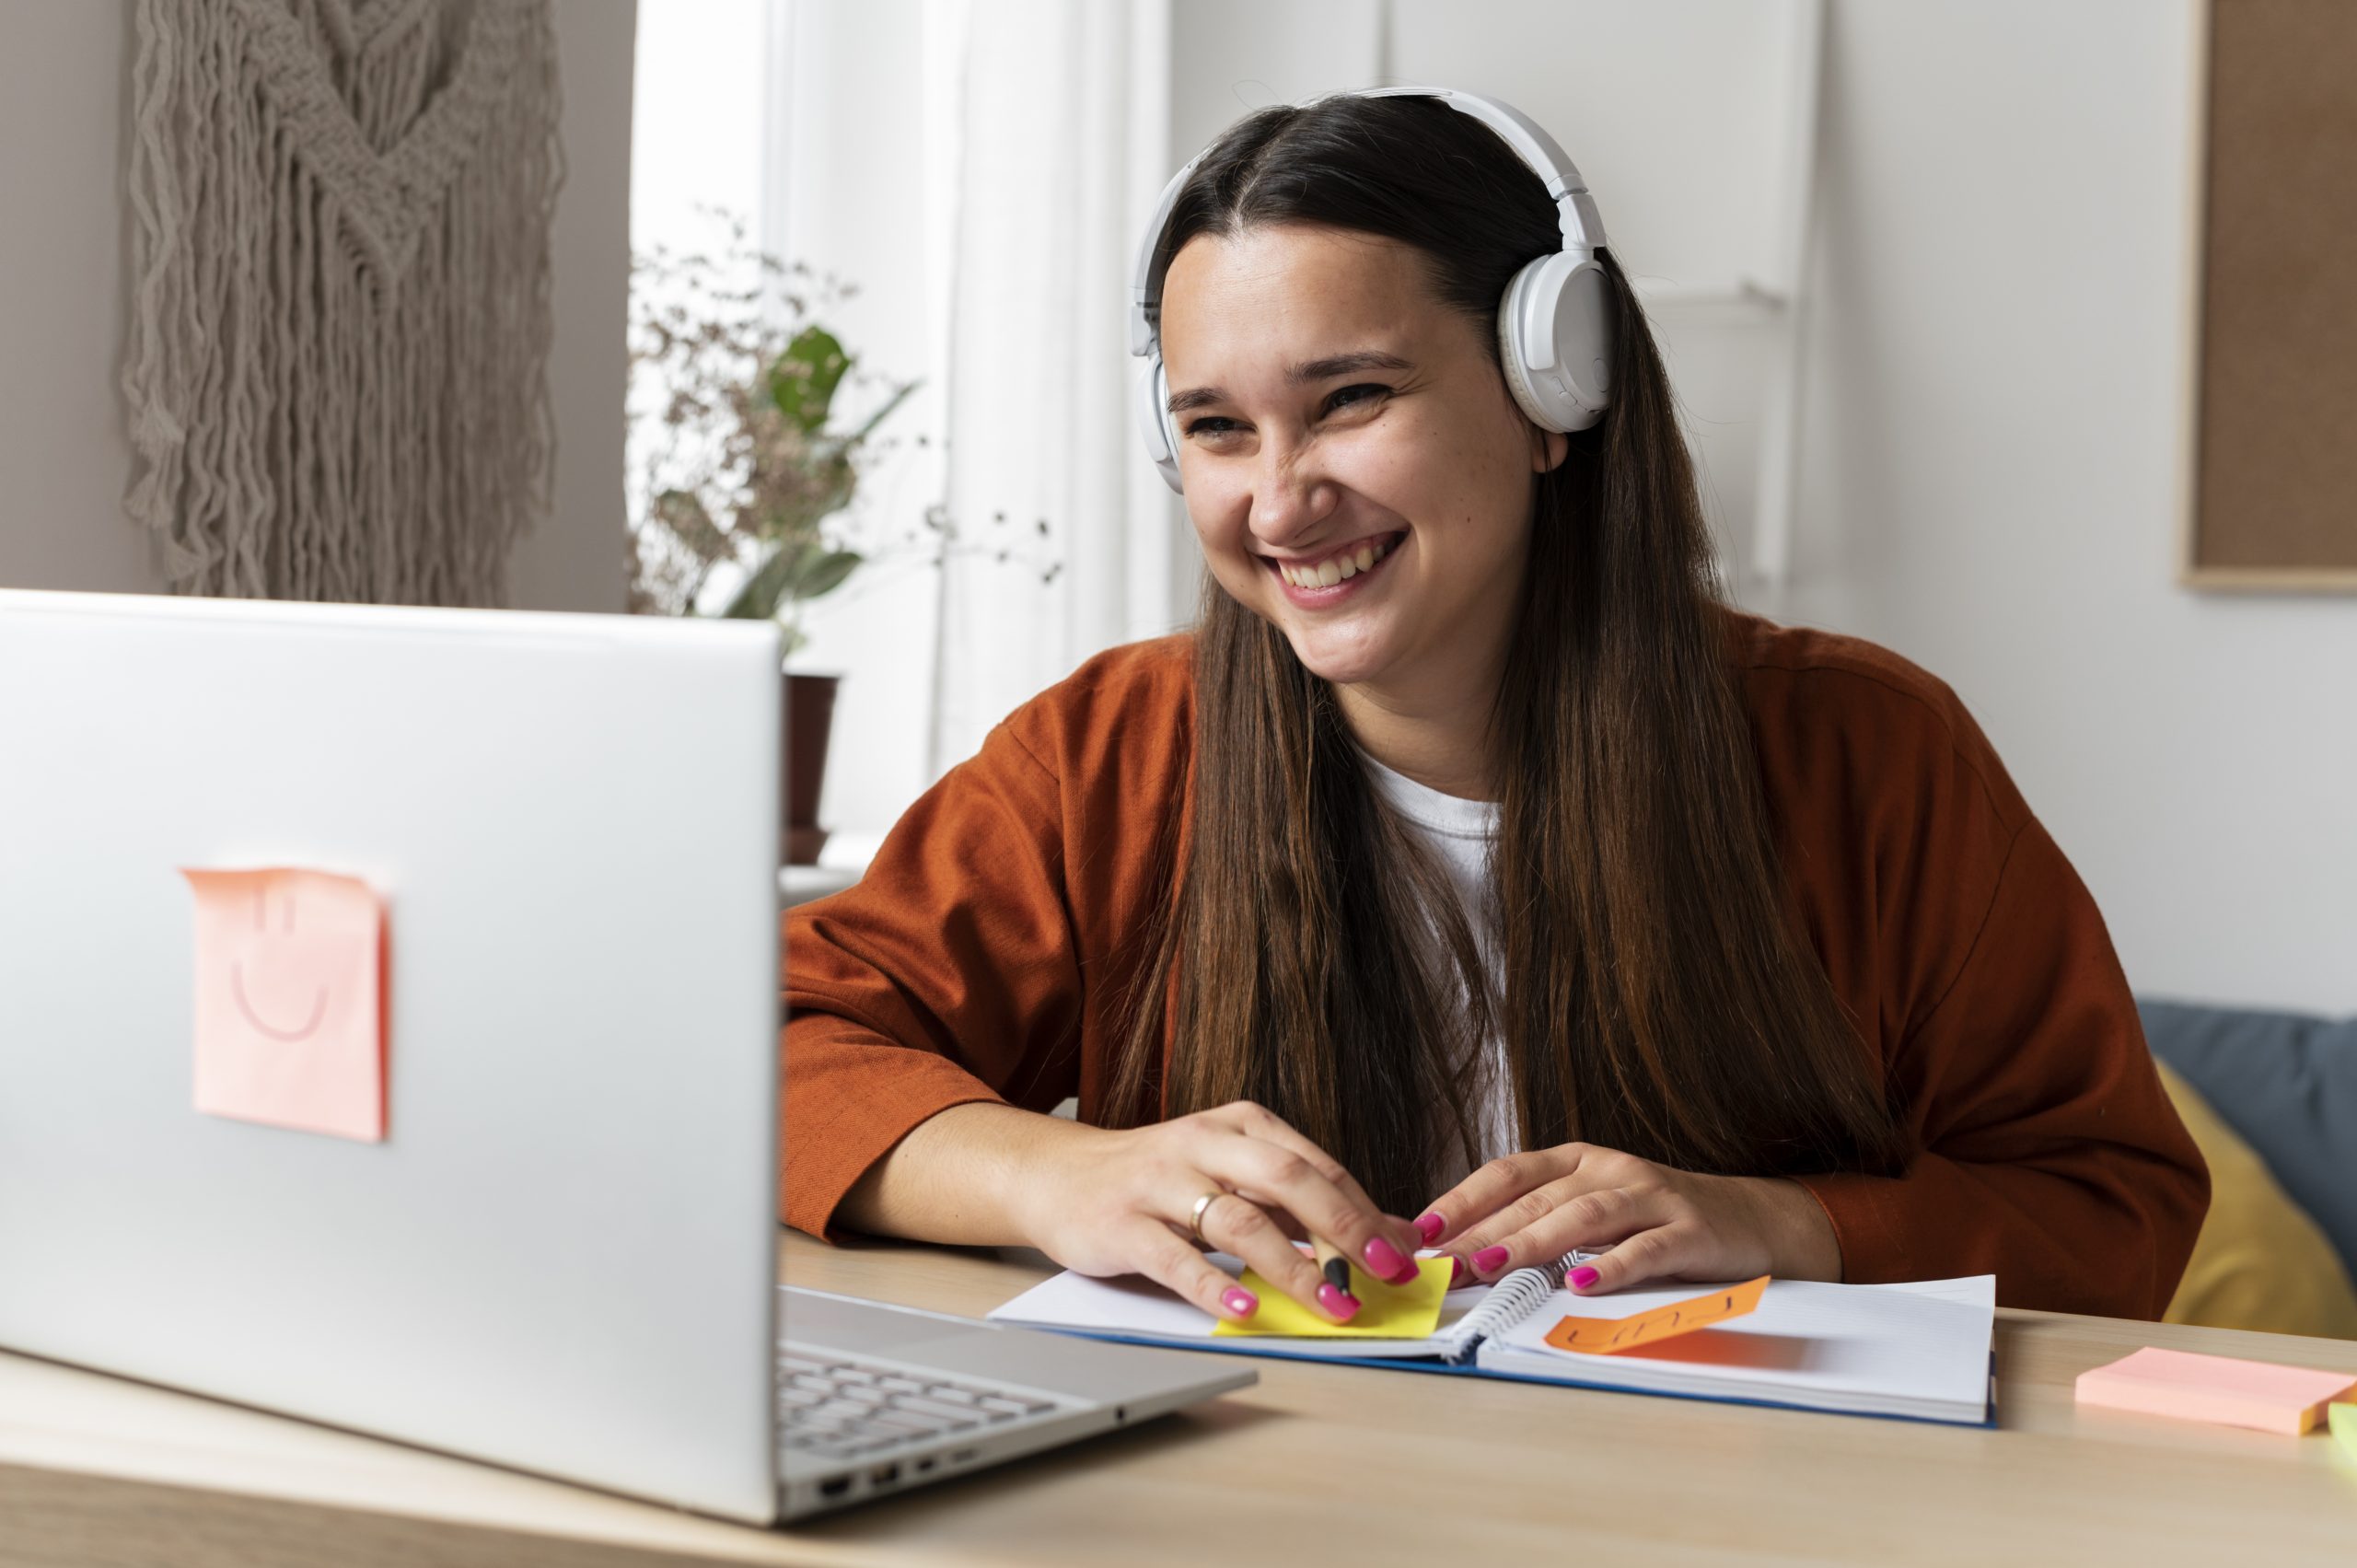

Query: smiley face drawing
[230,883,333,1042]
[182,866,388,1142]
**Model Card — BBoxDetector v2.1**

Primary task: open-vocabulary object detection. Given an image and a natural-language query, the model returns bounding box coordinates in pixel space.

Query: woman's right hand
[1010,1099,1428,1325]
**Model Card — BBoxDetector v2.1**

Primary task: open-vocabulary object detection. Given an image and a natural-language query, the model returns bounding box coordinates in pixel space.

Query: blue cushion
[2139,997,2357,1285]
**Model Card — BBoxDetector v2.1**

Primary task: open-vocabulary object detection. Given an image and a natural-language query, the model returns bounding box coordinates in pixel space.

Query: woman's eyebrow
[1166,349,1415,416]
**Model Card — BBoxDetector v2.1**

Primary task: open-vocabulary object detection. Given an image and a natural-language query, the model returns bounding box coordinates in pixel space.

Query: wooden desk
[3,1232,2352,1566]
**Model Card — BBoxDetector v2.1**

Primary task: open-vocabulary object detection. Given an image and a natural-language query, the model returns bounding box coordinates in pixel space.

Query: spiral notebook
[987,1254,1997,1426]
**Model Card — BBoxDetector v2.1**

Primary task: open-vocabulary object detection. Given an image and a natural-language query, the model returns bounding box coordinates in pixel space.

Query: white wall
[1785,0,2356,1015]
[1167,0,2356,1014]
[0,3,636,613]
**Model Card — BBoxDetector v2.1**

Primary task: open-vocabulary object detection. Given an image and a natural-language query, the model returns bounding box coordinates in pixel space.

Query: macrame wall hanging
[122,0,563,606]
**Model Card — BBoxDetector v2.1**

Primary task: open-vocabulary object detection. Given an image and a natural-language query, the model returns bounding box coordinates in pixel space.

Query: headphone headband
[1127,85,1608,357]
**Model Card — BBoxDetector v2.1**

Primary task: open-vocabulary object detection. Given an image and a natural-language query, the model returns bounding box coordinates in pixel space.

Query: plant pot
[784,670,840,865]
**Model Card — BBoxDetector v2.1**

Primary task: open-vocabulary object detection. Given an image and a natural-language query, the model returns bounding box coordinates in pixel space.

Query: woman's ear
[1532,427,1570,474]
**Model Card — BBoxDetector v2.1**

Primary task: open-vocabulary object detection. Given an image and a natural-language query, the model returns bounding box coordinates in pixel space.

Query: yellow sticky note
[1544,1276,1770,1355]
[2329,1400,2356,1461]
[1213,1256,1453,1339]
[183,867,388,1142]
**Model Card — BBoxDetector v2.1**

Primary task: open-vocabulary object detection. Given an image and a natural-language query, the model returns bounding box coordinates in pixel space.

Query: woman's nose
[1246,445,1338,547]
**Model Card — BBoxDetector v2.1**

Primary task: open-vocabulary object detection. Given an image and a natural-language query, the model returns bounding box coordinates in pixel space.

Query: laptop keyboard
[780,1349,1066,1462]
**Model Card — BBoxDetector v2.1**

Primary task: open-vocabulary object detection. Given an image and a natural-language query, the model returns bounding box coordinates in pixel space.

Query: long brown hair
[1107,94,1910,1214]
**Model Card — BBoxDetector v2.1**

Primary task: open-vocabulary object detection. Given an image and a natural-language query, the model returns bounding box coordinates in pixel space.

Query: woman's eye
[1182,385,1389,440]
[1326,383,1389,412]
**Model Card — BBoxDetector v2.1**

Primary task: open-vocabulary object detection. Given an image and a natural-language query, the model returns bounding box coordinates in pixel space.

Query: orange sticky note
[2073,1347,2357,1434]
[183,868,387,1142]
[1543,1276,1770,1355]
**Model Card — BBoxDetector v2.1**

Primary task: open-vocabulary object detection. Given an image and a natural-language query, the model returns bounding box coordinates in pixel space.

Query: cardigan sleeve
[779,716,1085,1241]
[1792,816,2211,1318]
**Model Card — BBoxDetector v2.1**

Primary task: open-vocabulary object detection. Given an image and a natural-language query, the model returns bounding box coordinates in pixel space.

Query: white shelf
[1631,276,1790,313]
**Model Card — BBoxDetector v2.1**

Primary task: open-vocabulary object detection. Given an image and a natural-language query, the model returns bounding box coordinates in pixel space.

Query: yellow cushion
[2156,1058,2357,1340]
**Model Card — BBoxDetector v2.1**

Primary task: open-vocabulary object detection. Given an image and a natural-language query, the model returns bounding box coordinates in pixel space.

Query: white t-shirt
[1360,753,1513,1194]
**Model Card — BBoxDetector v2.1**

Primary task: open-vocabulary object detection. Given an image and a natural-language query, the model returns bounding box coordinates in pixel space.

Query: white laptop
[0,587,1249,1525]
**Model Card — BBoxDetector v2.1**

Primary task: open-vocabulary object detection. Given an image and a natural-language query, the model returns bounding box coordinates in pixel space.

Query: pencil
[1312,1236,1351,1297]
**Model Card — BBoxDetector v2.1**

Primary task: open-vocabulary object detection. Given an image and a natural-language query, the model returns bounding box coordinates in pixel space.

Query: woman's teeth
[1278,537,1390,589]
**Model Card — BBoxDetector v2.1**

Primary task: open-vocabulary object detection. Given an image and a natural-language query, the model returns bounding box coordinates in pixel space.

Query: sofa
[2139,997,2357,1338]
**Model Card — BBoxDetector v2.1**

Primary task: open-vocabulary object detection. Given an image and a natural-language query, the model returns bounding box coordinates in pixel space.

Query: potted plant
[627,234,915,865]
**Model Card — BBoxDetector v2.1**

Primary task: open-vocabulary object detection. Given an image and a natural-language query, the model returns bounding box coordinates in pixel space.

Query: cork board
[2185,0,2357,589]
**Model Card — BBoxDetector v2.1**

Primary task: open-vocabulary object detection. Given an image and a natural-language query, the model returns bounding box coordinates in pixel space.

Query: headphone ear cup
[1496,253,1614,434]
[1494,261,1557,432]
[1133,354,1184,494]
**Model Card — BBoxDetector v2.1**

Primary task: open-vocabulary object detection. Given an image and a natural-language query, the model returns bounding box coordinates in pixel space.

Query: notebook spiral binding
[1443,1252,1575,1364]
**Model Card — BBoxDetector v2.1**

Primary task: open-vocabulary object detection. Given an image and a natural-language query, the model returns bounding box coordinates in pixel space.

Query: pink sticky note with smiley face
[181,867,387,1141]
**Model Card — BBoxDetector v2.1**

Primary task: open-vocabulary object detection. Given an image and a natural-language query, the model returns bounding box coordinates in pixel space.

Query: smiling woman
[1162,226,1550,706]
[782,88,2208,1333]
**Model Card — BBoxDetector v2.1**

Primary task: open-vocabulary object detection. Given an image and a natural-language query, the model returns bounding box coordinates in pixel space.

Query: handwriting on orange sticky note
[1543,1276,1770,1355]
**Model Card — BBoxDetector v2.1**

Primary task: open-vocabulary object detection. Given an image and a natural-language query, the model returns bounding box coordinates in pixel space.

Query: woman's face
[1158,223,1564,693]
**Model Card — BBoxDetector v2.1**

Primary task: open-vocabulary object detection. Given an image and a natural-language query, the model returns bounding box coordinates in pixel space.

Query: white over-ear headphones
[1128,85,1613,495]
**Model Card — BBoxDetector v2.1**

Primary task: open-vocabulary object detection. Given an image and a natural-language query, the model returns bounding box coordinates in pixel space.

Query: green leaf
[798,549,863,600]
[719,538,864,620]
[718,540,802,621]
[767,325,851,434]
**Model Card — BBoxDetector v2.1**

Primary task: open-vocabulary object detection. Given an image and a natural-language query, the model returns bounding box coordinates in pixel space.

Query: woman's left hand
[1413,1144,1843,1294]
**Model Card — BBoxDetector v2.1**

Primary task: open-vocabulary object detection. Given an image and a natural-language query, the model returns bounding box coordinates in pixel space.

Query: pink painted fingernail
[1472,1245,1511,1276]
[1448,1256,1472,1287]
[1317,1283,1361,1320]
[1364,1236,1410,1277]
[1222,1286,1259,1318]
[1570,1265,1601,1290]
[1413,1213,1446,1244]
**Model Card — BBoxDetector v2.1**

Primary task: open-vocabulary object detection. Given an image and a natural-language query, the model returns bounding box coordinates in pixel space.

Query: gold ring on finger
[1188,1190,1225,1248]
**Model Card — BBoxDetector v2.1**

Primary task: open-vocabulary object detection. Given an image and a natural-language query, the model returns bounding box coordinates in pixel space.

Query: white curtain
[764,0,1190,833]
[925,0,1187,775]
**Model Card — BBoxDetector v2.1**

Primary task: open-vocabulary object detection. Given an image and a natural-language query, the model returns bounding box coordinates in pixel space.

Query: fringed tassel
[123,0,562,607]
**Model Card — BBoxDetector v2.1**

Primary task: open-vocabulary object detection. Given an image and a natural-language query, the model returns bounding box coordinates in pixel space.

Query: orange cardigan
[781,613,2208,1318]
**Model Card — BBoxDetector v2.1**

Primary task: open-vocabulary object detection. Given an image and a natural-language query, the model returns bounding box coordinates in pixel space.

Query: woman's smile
[1260,528,1407,608]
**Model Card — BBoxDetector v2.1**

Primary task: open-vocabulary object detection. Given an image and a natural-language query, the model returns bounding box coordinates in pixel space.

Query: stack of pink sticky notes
[2075,1346,2357,1434]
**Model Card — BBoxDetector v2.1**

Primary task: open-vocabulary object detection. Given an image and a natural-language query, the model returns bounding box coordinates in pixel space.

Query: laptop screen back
[0,589,784,1521]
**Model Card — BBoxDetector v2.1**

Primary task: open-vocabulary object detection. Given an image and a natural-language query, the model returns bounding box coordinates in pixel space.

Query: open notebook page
[1479,1274,1996,1420]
